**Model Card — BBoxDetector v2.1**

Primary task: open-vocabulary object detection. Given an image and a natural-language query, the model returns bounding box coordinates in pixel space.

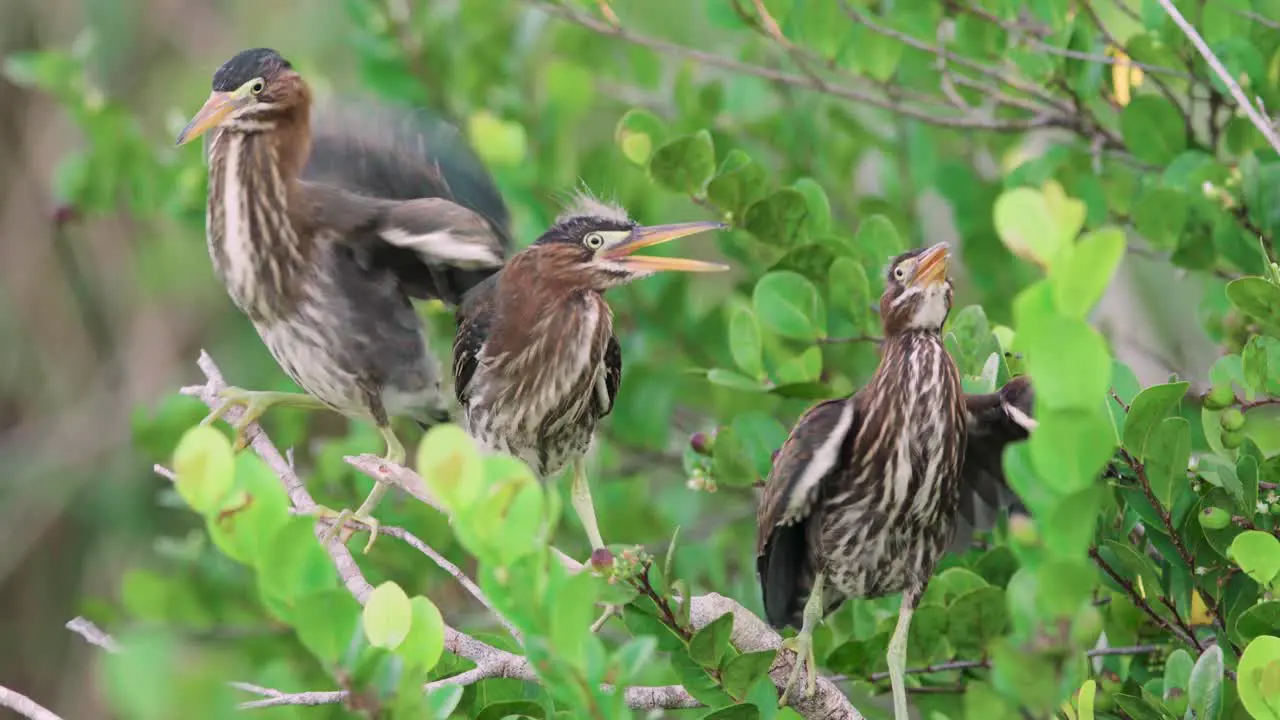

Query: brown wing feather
[756,395,861,629]
[451,273,499,406]
[952,375,1036,549]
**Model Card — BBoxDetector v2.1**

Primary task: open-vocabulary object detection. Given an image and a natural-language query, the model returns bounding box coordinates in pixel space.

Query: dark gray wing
[301,99,513,306]
[952,375,1037,550]
[451,273,500,406]
[595,334,622,418]
[757,395,860,629]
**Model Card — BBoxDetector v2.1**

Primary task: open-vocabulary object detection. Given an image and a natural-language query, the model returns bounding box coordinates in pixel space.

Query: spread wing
[451,273,500,406]
[756,395,861,629]
[952,375,1037,550]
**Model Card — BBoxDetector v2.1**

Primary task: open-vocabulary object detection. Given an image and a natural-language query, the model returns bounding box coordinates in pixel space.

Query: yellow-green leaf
[363,581,413,650]
[172,424,236,516]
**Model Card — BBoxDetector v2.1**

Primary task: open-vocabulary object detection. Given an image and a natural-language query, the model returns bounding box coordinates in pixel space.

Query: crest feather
[554,186,631,225]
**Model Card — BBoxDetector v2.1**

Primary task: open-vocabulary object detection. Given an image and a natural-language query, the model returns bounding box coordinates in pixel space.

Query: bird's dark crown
[212,48,293,92]
[533,214,636,247]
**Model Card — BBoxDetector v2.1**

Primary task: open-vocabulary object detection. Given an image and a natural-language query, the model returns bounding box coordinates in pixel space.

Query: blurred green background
[0,0,1265,717]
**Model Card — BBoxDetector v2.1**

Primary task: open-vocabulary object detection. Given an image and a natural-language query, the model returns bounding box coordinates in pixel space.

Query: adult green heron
[176,48,511,551]
[453,195,726,552]
[755,242,1036,716]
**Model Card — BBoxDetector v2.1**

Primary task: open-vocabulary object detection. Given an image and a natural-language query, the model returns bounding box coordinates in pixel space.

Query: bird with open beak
[756,242,1037,716]
[176,48,512,552]
[453,193,727,554]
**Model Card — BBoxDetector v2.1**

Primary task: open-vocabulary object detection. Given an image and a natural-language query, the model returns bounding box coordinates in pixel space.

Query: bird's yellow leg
[887,590,918,720]
[570,456,605,551]
[201,388,328,450]
[779,571,825,707]
[314,425,403,554]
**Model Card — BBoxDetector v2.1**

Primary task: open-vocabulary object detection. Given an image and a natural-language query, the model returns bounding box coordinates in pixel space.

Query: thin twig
[1090,547,1200,650]
[861,643,1162,682]
[65,616,121,654]
[0,686,61,720]
[1155,0,1280,155]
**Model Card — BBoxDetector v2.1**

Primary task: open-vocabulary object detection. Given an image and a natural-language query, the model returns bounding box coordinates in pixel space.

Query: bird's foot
[778,629,817,706]
[312,505,382,554]
[201,388,321,451]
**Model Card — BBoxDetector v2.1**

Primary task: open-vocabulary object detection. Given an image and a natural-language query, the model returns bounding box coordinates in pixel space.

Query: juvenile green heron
[453,195,726,551]
[176,48,511,551]
[755,242,1037,716]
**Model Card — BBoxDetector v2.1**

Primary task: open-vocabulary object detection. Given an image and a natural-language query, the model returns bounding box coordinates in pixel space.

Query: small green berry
[1205,383,1235,410]
[1221,407,1246,432]
[1223,428,1245,449]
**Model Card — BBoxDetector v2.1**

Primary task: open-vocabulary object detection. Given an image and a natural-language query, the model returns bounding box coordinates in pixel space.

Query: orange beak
[176,91,238,146]
[910,242,950,287]
[600,221,729,273]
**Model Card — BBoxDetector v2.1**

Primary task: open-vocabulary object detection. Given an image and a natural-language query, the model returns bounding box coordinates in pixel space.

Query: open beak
[600,221,730,273]
[911,241,950,287]
[176,91,238,146]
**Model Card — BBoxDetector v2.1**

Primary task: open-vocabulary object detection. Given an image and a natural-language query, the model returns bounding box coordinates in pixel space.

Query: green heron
[755,242,1037,716]
[453,195,726,551]
[176,48,511,551]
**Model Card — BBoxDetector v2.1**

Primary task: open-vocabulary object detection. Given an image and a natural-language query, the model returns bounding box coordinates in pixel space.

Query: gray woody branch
[175,351,860,718]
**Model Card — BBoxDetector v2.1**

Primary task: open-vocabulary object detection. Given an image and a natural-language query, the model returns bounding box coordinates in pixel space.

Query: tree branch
[180,351,861,717]
[1155,0,1280,156]
[65,616,121,654]
[530,0,1056,132]
[857,643,1162,682]
[0,686,60,720]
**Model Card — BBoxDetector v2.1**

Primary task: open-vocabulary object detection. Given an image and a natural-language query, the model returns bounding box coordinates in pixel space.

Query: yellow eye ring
[584,232,604,249]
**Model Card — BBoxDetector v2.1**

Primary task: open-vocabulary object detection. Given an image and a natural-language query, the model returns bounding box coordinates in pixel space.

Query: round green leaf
[994,187,1063,267]
[465,111,527,167]
[398,596,446,671]
[1227,277,1280,330]
[647,130,715,195]
[416,423,484,513]
[1229,531,1280,587]
[792,177,831,235]
[706,368,768,392]
[752,270,824,340]
[727,303,764,379]
[293,589,361,665]
[828,257,871,331]
[363,581,413,650]
[1120,95,1187,165]
[743,189,810,247]
[172,424,235,516]
[1050,227,1126,318]
[614,109,667,166]
[1238,635,1280,720]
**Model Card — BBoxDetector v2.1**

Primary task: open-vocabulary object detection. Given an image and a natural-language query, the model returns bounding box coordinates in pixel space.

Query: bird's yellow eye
[584,232,604,249]
[249,79,265,95]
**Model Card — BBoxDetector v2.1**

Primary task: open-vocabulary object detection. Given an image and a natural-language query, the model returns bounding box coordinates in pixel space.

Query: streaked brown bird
[176,48,511,551]
[453,195,726,552]
[755,242,1037,716]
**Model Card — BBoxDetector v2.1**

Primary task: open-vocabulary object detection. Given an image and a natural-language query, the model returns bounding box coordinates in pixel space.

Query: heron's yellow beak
[176,91,238,146]
[601,221,730,273]
[911,242,950,287]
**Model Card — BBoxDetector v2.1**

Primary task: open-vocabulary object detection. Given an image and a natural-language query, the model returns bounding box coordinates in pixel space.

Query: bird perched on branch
[755,242,1037,717]
[453,195,726,553]
[176,47,511,551]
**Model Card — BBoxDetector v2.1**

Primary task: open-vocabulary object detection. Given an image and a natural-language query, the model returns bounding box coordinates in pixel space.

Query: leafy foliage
[8,0,1280,717]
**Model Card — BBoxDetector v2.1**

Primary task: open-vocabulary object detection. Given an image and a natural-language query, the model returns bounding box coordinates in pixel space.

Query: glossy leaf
[363,581,413,650]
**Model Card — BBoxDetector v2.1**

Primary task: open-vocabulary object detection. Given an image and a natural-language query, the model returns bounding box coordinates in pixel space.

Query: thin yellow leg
[779,571,825,706]
[570,456,605,550]
[315,424,402,553]
[887,591,917,720]
[201,387,328,450]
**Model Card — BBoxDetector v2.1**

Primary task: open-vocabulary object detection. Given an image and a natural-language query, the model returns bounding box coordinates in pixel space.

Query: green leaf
[994,186,1066,267]
[1226,277,1280,329]
[1144,417,1191,509]
[1123,382,1191,457]
[615,108,668,166]
[721,650,776,699]
[615,636,658,684]
[1237,635,1280,720]
[752,271,824,340]
[827,257,871,331]
[1229,531,1280,587]
[773,346,823,385]
[363,581,413,650]
[1234,602,1280,644]
[728,303,765,379]
[171,424,235,516]
[397,596,446,672]
[707,150,768,217]
[416,424,484,513]
[257,517,337,613]
[792,178,832,235]
[688,611,734,668]
[1028,408,1116,494]
[1187,644,1224,720]
[293,589,360,665]
[1120,95,1187,165]
[423,685,465,719]
[706,369,768,393]
[743,189,811,247]
[101,629,178,720]
[1132,188,1188,250]
[466,111,528,167]
[1163,648,1195,697]
[700,704,761,720]
[1016,303,1111,411]
[1050,228,1126,318]
[948,586,1009,655]
[648,130,716,195]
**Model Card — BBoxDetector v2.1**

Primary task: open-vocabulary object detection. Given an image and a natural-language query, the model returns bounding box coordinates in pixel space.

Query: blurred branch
[532,0,1056,132]
[0,685,60,720]
[65,616,120,654]
[1089,546,1200,650]
[180,352,861,718]
[857,643,1162,682]
[1155,0,1280,156]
